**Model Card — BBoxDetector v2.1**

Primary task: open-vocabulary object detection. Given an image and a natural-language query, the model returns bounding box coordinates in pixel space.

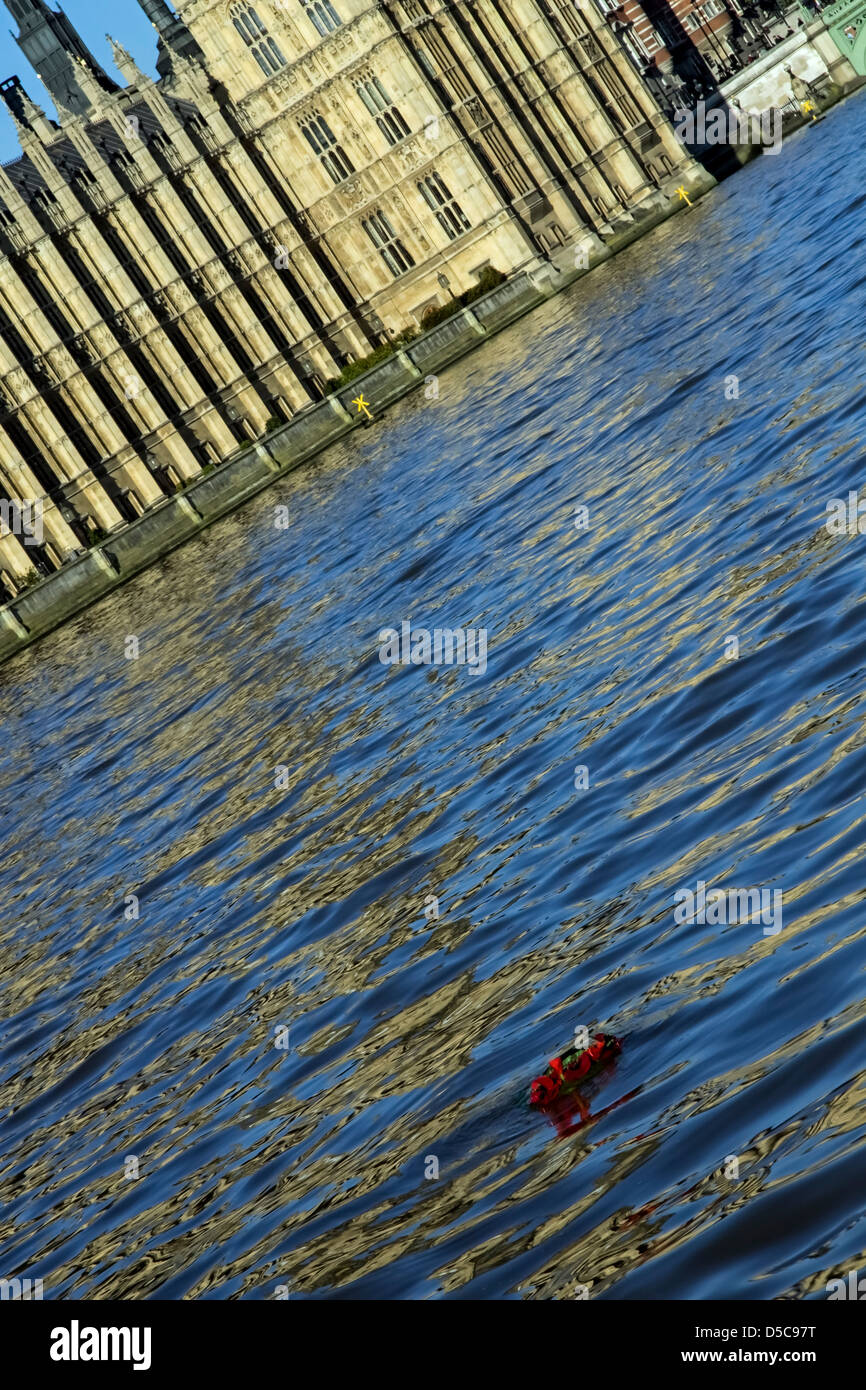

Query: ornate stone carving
[48,346,76,377]
[396,139,426,173]
[130,302,155,330]
[465,98,485,126]
[7,368,30,395]
[208,262,232,288]
[89,323,116,355]
[243,243,268,270]
[340,179,368,214]
[170,282,196,309]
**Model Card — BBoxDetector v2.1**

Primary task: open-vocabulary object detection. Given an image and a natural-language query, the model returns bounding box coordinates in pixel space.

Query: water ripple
[2,93,866,1300]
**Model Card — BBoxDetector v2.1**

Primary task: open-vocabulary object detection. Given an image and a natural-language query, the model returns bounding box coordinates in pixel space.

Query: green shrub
[263,414,284,435]
[330,341,400,388]
[461,265,507,307]
[392,326,419,347]
[474,265,507,295]
[420,267,507,330]
[421,300,460,330]
[15,568,40,592]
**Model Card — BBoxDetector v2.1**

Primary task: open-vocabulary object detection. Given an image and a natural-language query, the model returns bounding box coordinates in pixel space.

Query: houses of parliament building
[0,0,698,588]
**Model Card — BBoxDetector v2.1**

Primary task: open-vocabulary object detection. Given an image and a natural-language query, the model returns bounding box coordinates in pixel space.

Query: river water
[3,94,866,1301]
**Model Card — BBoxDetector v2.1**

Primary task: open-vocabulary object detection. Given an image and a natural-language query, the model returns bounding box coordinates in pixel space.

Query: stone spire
[106,34,146,87]
[3,0,118,116]
[19,86,47,124]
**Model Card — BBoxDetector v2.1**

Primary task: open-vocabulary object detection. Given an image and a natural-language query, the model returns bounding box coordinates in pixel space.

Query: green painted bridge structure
[801,0,866,74]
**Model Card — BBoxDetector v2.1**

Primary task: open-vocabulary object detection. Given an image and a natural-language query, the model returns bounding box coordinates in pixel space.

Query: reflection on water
[3,97,866,1299]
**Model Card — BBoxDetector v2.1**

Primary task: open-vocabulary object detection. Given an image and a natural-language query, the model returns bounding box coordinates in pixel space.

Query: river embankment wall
[716,19,862,112]
[0,170,719,668]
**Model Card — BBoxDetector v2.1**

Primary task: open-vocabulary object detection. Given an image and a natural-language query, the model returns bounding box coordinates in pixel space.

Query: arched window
[362,211,415,278]
[231,4,287,76]
[232,5,265,41]
[299,114,355,183]
[355,76,411,146]
[418,174,471,240]
[301,0,342,37]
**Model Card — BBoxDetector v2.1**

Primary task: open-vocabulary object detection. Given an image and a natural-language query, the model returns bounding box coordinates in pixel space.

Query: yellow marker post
[677,185,693,208]
[352,393,373,420]
[802,100,819,122]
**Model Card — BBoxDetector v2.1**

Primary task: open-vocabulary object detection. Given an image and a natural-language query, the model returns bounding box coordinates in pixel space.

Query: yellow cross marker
[352,393,373,420]
[677,185,693,207]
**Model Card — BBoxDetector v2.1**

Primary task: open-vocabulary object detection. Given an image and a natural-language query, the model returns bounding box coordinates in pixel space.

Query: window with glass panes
[231,5,286,75]
[355,76,412,146]
[417,173,471,240]
[301,0,342,37]
[300,114,356,183]
[362,211,416,276]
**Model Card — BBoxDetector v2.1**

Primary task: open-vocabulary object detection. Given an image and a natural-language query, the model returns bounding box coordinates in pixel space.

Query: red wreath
[529,1033,621,1107]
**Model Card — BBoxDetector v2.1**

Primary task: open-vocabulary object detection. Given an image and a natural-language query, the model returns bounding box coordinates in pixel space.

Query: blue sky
[0,0,162,162]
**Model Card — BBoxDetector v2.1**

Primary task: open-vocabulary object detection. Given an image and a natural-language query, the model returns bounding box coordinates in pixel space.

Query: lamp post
[369,309,390,343]
[225,402,247,441]
[437,270,457,301]
[146,451,170,496]
[298,359,322,403]
[58,500,87,546]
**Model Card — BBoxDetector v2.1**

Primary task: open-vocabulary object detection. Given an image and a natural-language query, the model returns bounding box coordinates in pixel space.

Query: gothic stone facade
[0,0,698,592]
